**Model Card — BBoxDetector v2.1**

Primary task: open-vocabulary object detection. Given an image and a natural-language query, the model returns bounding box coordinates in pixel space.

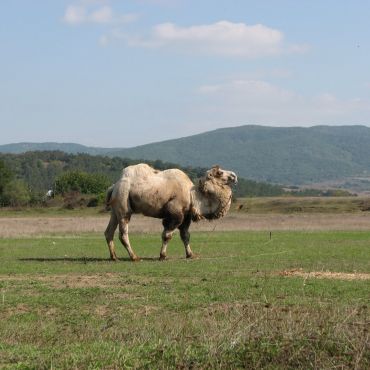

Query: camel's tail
[105,184,115,211]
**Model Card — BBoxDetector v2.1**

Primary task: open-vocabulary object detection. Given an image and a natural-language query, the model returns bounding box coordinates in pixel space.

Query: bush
[87,198,99,207]
[1,180,31,207]
[0,159,13,197]
[63,191,85,210]
[55,171,110,195]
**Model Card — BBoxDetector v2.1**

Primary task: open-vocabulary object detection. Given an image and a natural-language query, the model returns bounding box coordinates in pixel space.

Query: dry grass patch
[0,273,122,289]
[280,268,370,280]
[3,212,370,237]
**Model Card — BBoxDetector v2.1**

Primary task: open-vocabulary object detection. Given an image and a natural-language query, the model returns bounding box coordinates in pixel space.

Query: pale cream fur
[104,163,237,261]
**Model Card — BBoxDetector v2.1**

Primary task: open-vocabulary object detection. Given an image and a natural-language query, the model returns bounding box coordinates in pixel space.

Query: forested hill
[2,125,370,184]
[109,125,370,184]
[0,151,284,199]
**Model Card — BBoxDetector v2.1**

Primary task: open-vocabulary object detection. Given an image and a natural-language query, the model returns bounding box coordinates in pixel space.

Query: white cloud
[196,79,370,125]
[121,20,308,57]
[89,6,113,23]
[64,5,86,24]
[63,1,138,25]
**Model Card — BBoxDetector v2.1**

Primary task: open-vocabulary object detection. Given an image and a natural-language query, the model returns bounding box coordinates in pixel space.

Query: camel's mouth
[227,173,238,185]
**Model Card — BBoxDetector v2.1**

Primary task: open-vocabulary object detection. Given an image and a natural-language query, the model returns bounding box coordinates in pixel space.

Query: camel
[104,163,237,261]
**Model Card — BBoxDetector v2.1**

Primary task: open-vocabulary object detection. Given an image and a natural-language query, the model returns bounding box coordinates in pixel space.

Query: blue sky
[1,0,370,147]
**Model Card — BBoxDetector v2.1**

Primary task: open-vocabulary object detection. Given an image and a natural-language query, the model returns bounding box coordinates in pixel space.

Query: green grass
[0,206,105,218]
[0,231,369,369]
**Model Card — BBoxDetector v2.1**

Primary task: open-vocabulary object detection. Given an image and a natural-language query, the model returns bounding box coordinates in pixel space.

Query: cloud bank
[197,79,370,125]
[117,20,308,57]
[63,1,137,25]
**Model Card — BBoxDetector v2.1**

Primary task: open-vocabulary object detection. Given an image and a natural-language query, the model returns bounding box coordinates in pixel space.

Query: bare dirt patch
[0,273,157,291]
[2,212,370,237]
[279,268,370,280]
[0,273,121,289]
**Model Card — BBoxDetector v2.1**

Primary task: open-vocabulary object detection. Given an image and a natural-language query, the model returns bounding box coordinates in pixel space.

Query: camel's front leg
[179,217,194,259]
[118,218,140,261]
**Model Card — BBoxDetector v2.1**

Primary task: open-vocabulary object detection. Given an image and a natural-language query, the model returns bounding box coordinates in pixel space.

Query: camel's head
[205,165,238,186]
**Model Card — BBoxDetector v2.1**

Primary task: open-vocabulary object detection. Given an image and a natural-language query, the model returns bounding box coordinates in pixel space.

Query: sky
[1,0,370,147]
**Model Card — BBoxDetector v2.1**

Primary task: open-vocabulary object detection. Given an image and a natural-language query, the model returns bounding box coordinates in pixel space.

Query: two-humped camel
[105,164,237,261]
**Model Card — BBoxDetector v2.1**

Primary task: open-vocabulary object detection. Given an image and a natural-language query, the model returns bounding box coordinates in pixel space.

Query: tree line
[0,151,352,207]
[0,151,222,206]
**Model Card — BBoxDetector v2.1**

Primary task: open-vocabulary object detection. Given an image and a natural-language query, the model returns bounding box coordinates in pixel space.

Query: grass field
[0,229,369,369]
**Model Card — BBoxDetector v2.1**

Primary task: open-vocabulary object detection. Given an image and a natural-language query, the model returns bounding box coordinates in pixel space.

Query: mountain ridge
[1,125,370,184]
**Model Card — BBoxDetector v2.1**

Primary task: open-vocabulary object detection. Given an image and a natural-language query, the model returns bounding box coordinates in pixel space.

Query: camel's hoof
[186,253,198,260]
[110,256,118,262]
[159,254,167,261]
[131,256,141,262]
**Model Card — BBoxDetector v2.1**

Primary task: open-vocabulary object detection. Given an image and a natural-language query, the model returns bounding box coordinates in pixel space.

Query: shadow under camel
[18,256,162,263]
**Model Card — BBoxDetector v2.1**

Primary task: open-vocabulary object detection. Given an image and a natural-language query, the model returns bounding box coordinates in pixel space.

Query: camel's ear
[211,165,223,178]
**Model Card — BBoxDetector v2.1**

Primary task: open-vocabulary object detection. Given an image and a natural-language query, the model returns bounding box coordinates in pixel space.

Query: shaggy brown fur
[104,163,237,261]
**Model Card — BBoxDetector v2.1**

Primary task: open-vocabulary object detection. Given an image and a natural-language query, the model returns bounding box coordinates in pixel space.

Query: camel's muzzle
[228,172,238,185]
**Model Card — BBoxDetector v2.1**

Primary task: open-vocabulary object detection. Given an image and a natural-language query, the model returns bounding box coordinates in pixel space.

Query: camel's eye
[216,170,223,177]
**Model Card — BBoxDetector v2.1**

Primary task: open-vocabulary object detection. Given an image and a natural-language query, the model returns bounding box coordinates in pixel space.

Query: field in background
[2,196,370,218]
[0,229,369,369]
[235,196,370,213]
[3,196,370,238]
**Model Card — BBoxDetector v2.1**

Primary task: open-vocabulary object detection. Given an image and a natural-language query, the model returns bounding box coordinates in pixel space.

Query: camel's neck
[190,183,232,222]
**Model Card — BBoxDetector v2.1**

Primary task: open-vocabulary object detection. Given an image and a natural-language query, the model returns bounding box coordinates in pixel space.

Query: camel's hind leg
[104,213,118,261]
[118,218,140,261]
[159,228,175,261]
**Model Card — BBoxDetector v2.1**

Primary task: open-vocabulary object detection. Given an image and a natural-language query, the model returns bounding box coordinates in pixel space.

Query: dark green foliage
[0,159,13,194]
[234,177,284,197]
[288,188,354,197]
[0,151,207,195]
[55,171,110,195]
[1,179,31,207]
[0,159,14,206]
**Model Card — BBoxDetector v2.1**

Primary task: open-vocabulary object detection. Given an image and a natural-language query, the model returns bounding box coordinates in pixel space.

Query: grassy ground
[0,231,369,369]
[0,206,105,218]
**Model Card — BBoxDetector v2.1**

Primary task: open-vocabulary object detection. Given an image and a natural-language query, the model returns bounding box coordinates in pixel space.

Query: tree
[1,180,31,207]
[55,171,110,195]
[0,159,13,194]
[0,159,13,206]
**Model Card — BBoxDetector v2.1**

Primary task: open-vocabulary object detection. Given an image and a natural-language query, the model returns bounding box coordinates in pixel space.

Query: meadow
[0,219,369,369]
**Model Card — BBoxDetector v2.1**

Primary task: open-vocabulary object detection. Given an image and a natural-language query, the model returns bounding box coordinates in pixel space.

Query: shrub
[0,159,13,196]
[1,180,31,207]
[87,198,99,207]
[55,171,110,195]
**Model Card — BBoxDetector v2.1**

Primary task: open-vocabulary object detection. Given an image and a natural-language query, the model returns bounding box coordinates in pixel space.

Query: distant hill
[2,125,370,184]
[0,142,120,156]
